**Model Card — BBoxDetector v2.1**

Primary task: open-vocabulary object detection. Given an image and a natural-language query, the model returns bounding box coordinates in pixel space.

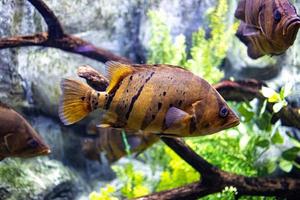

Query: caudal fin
[59,78,93,125]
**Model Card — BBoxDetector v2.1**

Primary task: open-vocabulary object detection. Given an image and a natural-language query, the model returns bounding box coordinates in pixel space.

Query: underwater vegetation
[1,0,300,199]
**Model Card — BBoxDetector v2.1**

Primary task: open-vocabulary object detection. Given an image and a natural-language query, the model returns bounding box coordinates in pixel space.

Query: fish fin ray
[165,107,191,129]
[105,61,135,93]
[234,0,246,20]
[59,78,93,125]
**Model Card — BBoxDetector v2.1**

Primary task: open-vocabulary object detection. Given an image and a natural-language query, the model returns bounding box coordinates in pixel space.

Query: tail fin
[59,78,94,125]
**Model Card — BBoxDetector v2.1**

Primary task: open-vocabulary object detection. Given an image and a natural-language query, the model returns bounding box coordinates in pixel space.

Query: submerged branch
[0,0,131,63]
[135,137,300,200]
[0,32,131,63]
[27,0,64,39]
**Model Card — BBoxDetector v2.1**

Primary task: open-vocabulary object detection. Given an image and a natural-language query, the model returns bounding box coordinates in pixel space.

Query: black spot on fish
[129,75,133,81]
[126,72,155,120]
[179,100,183,107]
[126,89,129,93]
[189,116,197,134]
[152,114,155,120]
[163,91,166,96]
[158,102,162,110]
[204,123,210,128]
[97,93,100,97]
[81,97,85,101]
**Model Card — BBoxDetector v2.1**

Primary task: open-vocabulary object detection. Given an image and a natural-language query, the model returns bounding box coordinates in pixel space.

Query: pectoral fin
[234,0,246,21]
[164,107,191,129]
[247,43,264,59]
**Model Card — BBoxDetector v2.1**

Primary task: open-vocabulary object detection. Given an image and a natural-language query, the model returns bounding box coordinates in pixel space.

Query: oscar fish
[59,61,239,137]
[235,0,300,59]
[82,127,159,163]
[0,102,50,160]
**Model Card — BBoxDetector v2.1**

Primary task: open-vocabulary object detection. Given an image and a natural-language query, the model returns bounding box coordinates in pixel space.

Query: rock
[0,157,86,200]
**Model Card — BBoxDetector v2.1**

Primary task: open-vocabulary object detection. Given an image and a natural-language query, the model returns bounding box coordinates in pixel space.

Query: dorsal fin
[0,101,11,110]
[105,61,135,93]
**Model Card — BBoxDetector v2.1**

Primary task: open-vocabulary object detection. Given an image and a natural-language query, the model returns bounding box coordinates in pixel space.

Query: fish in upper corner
[0,102,51,161]
[82,125,159,163]
[59,61,240,137]
[235,0,300,59]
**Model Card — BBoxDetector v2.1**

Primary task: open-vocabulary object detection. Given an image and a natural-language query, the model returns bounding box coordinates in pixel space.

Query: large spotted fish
[235,0,300,59]
[0,102,50,160]
[59,62,239,137]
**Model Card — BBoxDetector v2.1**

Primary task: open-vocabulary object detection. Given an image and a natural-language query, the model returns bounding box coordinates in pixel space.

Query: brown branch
[27,0,64,38]
[0,0,131,63]
[0,32,131,63]
[135,137,300,200]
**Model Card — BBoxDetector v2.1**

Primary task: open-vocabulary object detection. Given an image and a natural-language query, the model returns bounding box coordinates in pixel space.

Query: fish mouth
[38,148,51,156]
[224,118,240,129]
[224,112,240,129]
[284,16,300,43]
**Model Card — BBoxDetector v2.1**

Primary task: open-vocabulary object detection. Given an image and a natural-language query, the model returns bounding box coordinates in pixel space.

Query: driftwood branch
[0,0,131,63]
[135,138,300,200]
[1,1,300,199]
[27,0,64,39]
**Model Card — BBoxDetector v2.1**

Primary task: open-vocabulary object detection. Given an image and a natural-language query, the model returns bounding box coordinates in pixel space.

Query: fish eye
[219,106,229,118]
[274,10,282,22]
[27,138,39,148]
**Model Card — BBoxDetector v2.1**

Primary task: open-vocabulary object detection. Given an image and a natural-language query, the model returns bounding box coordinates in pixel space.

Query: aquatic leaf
[256,139,270,148]
[271,131,284,144]
[261,87,280,102]
[282,147,300,161]
[259,100,268,117]
[266,160,277,174]
[279,159,293,172]
[237,103,254,122]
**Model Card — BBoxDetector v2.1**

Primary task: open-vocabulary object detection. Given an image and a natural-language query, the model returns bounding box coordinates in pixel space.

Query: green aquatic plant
[147,0,238,83]
[112,163,150,198]
[89,185,119,200]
